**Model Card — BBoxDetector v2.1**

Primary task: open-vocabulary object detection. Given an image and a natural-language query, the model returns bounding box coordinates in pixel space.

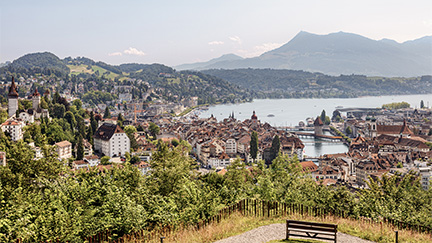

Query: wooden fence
[84,199,432,242]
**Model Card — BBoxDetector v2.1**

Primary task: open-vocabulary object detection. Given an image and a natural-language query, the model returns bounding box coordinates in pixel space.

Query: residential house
[55,140,72,160]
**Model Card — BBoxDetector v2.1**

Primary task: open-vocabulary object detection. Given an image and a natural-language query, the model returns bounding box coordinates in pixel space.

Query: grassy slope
[67,64,122,80]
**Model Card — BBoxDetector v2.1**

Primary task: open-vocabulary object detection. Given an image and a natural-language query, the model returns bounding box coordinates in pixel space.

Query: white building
[55,140,72,160]
[93,123,130,157]
[208,152,234,169]
[225,138,237,154]
[1,119,25,141]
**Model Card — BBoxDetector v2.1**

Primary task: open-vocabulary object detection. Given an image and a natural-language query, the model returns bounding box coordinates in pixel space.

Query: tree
[76,135,84,160]
[103,106,111,118]
[345,126,352,135]
[420,100,425,109]
[90,111,98,134]
[320,110,326,123]
[117,113,125,127]
[101,155,111,165]
[51,103,65,119]
[72,99,82,110]
[148,122,160,139]
[64,111,76,131]
[250,131,258,163]
[270,135,280,162]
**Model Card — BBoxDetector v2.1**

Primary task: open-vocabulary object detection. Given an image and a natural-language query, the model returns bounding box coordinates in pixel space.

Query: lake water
[199,94,432,157]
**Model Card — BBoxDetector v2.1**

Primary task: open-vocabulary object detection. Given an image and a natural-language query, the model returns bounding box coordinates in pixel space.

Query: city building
[93,123,130,157]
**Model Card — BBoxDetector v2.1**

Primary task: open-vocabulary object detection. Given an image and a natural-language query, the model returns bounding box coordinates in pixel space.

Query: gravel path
[213,223,375,243]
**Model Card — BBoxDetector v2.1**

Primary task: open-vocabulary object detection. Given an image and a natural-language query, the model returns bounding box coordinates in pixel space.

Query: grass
[67,64,121,80]
[124,212,432,243]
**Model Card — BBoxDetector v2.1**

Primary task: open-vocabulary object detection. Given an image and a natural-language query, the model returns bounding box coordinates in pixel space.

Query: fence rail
[81,199,431,242]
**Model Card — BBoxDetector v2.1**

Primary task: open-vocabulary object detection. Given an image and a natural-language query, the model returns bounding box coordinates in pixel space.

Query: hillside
[175,54,244,71]
[180,31,432,77]
[202,68,432,98]
[0,52,253,105]
[8,52,70,75]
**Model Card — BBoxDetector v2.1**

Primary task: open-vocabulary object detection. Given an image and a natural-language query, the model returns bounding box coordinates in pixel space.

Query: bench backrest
[287,220,337,233]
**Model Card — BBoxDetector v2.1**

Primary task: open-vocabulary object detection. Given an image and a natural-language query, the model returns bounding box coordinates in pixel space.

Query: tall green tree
[103,106,111,118]
[270,135,280,162]
[420,100,425,108]
[320,109,326,123]
[250,131,258,163]
[76,135,84,160]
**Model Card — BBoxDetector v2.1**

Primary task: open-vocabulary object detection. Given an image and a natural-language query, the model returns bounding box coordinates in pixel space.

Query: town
[1,75,431,192]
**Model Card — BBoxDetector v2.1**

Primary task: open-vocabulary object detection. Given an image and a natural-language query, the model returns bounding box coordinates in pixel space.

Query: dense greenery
[202,69,432,98]
[0,138,431,242]
[9,52,70,75]
[382,101,411,110]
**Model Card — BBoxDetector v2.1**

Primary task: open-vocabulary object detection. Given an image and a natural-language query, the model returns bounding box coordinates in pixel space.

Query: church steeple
[8,77,19,117]
[8,77,18,98]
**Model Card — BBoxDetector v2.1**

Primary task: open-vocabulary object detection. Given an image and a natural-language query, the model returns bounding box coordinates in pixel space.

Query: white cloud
[123,47,146,56]
[229,36,242,44]
[236,42,283,58]
[208,41,224,45]
[108,52,123,56]
[423,19,432,27]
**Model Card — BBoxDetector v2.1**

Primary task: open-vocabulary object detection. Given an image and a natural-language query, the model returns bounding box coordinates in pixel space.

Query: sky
[1,0,431,66]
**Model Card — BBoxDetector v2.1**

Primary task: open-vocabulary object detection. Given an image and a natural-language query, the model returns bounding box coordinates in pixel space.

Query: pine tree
[420,100,425,109]
[103,106,111,118]
[270,135,280,162]
[250,131,258,163]
[76,135,84,160]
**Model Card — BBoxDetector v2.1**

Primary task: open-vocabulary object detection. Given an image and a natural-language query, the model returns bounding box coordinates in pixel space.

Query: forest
[0,137,431,242]
[202,69,432,98]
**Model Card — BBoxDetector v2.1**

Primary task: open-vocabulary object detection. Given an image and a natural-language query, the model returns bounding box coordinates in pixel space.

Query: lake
[199,94,432,157]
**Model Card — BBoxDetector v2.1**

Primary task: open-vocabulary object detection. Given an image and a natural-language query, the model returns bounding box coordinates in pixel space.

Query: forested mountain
[180,32,432,77]
[202,68,432,98]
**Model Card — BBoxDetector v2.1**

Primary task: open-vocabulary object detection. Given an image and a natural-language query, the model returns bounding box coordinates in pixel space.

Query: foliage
[202,69,432,99]
[382,101,410,110]
[148,122,160,139]
[0,134,431,242]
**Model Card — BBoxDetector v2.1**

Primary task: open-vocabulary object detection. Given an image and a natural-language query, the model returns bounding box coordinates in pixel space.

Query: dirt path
[213,223,375,243]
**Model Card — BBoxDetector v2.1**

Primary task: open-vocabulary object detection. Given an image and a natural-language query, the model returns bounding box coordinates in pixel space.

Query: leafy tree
[51,103,66,119]
[72,99,82,110]
[148,122,160,139]
[250,131,258,163]
[345,126,352,135]
[64,111,76,131]
[420,100,425,108]
[101,155,111,165]
[130,155,141,164]
[148,142,195,196]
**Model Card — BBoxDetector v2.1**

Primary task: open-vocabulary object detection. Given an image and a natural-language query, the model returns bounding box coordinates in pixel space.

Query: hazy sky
[1,0,431,66]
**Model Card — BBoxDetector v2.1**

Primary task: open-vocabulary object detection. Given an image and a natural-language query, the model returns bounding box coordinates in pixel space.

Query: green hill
[10,52,70,74]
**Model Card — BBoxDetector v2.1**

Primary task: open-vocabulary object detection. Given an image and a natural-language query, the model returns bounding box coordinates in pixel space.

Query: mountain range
[175,31,432,77]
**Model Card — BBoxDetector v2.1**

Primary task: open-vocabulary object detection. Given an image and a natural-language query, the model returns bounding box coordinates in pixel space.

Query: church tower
[8,77,19,117]
[251,111,258,129]
[32,88,41,110]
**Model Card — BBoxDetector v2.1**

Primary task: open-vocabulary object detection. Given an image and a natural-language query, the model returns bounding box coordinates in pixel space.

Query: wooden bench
[286,220,337,242]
